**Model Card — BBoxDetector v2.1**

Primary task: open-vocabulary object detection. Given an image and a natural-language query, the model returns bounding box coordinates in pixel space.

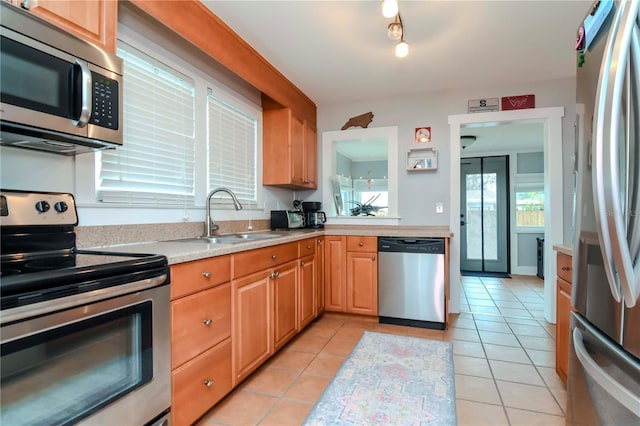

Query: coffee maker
[301,201,326,228]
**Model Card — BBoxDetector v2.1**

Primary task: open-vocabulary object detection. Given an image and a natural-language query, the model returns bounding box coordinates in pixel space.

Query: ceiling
[203,0,590,107]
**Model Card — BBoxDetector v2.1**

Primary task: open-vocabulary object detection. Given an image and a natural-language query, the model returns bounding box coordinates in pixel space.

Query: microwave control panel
[90,72,119,130]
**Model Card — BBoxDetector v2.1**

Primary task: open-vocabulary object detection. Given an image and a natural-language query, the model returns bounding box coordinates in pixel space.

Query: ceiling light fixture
[381,0,399,18]
[387,14,402,40]
[395,38,409,58]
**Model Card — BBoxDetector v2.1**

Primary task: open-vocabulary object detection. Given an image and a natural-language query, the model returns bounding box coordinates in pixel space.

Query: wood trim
[126,0,316,126]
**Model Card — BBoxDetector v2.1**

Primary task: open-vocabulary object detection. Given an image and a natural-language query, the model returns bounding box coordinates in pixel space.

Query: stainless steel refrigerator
[568,0,640,424]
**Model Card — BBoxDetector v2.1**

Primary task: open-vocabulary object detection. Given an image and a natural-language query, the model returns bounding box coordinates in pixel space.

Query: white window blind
[207,89,258,206]
[98,43,196,205]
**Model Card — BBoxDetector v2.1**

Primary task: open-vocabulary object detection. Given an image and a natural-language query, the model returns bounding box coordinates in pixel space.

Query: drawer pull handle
[203,319,212,326]
[307,245,311,249]
[561,266,571,271]
[271,255,277,260]
[359,242,364,246]
[372,256,376,261]
[204,379,213,388]
[301,261,305,266]
[203,271,211,278]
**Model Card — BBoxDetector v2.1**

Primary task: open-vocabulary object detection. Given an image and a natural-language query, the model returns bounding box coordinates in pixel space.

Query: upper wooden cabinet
[263,106,317,189]
[21,0,117,53]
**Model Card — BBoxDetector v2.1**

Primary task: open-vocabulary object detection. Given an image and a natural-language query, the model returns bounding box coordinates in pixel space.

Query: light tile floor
[197,275,565,425]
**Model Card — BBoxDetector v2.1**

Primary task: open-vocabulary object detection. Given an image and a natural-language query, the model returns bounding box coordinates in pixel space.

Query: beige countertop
[553,244,573,256]
[91,225,452,265]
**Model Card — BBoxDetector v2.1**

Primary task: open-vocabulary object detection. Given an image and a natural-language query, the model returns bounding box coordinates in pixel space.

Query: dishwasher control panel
[378,237,445,254]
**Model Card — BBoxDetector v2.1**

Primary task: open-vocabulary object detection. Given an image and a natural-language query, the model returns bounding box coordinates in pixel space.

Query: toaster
[270,210,305,230]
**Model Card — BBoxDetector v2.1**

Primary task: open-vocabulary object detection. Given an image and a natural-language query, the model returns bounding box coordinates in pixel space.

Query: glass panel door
[461,156,510,275]
[1,302,153,426]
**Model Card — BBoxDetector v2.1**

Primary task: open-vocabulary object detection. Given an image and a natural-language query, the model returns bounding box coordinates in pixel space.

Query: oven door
[0,284,170,426]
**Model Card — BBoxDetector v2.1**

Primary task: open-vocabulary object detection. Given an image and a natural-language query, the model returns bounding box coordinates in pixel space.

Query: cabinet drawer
[298,238,316,257]
[170,255,231,299]
[172,339,232,426]
[171,283,231,369]
[557,252,572,283]
[232,242,297,278]
[346,236,377,252]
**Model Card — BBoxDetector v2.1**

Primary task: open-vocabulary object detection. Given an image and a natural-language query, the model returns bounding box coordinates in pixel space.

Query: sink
[171,233,282,244]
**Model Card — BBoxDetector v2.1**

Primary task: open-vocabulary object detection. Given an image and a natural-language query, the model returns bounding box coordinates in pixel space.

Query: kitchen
[1,1,638,425]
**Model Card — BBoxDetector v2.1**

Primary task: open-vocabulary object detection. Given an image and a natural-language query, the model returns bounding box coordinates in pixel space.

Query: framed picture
[415,127,431,143]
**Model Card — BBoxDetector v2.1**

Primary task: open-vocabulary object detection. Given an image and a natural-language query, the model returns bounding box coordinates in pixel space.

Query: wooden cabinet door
[273,261,298,351]
[290,114,305,186]
[299,254,316,329]
[556,277,572,383]
[324,236,346,312]
[303,124,317,188]
[346,251,378,316]
[316,238,325,315]
[232,270,272,385]
[27,0,117,52]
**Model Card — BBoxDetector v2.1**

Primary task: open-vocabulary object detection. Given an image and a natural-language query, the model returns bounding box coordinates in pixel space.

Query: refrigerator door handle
[593,0,640,306]
[573,328,640,414]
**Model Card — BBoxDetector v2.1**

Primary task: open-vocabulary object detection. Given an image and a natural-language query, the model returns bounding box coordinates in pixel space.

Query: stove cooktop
[0,250,169,311]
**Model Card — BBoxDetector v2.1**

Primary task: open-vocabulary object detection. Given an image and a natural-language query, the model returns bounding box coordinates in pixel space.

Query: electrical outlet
[436,202,444,214]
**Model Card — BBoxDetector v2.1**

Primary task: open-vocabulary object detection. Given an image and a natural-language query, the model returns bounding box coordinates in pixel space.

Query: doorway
[460,156,510,276]
[448,107,565,323]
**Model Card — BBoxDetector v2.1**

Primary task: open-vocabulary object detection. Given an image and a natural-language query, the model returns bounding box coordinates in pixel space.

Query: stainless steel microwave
[0,2,123,155]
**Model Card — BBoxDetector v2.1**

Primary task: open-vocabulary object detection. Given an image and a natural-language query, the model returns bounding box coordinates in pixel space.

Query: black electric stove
[0,190,169,313]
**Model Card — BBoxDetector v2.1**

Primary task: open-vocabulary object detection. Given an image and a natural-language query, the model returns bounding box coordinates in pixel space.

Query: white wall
[314,77,577,244]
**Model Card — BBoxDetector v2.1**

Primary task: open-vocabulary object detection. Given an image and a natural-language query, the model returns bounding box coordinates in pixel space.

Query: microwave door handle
[572,328,640,415]
[593,0,625,303]
[72,59,92,128]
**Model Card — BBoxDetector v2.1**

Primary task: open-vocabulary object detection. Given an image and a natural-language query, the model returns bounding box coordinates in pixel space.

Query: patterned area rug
[304,331,456,425]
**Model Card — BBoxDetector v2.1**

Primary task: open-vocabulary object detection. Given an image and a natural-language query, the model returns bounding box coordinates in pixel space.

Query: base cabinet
[172,339,232,426]
[232,270,273,386]
[324,236,347,312]
[299,254,316,329]
[273,261,299,351]
[316,237,325,314]
[346,251,378,316]
[325,235,378,316]
[555,252,573,384]
[169,257,232,426]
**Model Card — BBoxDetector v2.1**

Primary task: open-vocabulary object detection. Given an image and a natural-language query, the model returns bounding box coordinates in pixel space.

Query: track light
[381,0,399,18]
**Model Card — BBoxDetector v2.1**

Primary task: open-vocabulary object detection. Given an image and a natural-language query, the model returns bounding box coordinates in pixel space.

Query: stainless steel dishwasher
[378,237,446,330]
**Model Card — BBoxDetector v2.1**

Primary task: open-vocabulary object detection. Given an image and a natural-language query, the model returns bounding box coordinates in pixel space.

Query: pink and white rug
[304,331,456,425]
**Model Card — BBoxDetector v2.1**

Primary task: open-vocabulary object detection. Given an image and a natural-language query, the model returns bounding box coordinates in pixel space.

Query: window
[207,89,258,206]
[98,42,196,205]
[514,174,544,227]
[515,190,545,227]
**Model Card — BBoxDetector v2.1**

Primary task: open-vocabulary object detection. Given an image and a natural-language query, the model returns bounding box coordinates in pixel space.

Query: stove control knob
[35,200,50,213]
[54,201,69,213]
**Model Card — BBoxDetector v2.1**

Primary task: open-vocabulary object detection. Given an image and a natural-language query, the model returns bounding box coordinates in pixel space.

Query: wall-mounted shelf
[407,147,437,171]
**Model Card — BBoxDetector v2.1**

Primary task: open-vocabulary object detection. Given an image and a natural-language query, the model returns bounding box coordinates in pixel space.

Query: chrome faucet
[205,188,243,237]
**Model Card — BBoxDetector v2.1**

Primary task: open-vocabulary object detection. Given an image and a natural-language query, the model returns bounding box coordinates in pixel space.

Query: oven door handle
[573,327,640,414]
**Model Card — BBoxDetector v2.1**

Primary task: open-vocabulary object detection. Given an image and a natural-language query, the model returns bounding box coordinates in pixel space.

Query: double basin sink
[173,232,283,245]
